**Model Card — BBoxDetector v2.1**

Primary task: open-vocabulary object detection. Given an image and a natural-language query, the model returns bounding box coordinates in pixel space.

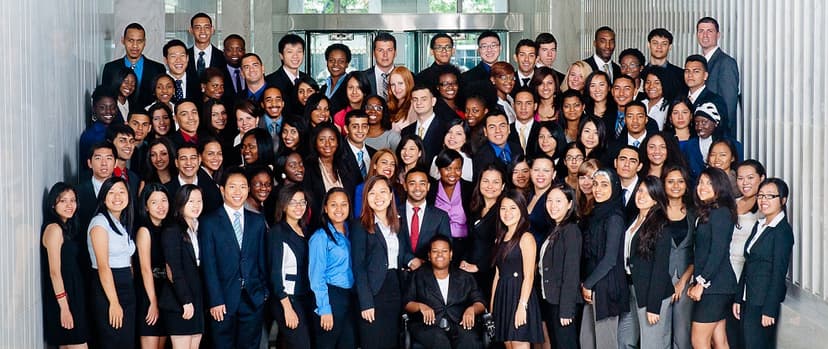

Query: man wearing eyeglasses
[417,33,457,88]
[460,31,501,88]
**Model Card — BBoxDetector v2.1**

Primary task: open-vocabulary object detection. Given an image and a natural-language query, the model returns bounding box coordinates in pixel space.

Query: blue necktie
[632,140,641,148]
[174,79,184,103]
[197,51,206,76]
[232,211,243,248]
[357,150,367,178]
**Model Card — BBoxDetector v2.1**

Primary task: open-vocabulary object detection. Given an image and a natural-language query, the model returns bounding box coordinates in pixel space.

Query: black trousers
[316,285,357,349]
[209,289,264,349]
[410,320,481,349]
[93,267,136,349]
[271,293,314,348]
[539,301,579,349]
[740,304,779,349]
[359,270,402,349]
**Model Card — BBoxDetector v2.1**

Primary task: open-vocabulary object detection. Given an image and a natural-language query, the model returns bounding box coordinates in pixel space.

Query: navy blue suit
[200,207,269,349]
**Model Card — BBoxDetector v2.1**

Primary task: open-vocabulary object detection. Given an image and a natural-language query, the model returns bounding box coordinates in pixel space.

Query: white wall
[0,0,107,346]
[578,0,828,299]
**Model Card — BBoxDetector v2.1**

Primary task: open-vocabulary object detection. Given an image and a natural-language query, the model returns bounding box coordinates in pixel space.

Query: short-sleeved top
[87,213,135,269]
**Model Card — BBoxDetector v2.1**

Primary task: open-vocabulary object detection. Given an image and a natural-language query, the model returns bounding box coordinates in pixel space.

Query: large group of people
[41,10,795,349]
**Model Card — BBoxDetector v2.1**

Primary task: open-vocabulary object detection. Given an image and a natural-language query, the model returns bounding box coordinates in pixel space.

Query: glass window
[308,32,370,85]
[462,0,507,13]
[420,32,507,73]
[289,0,381,14]
[428,0,456,13]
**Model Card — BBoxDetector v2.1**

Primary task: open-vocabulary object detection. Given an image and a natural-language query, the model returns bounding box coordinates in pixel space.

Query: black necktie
[522,77,530,86]
[235,69,243,93]
[197,51,206,76]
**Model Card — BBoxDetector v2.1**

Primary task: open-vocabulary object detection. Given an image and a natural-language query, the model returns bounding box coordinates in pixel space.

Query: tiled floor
[777,284,828,348]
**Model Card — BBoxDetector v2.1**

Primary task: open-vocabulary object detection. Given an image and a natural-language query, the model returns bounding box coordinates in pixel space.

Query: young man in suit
[460,31,501,88]
[614,145,643,223]
[685,54,731,138]
[265,34,309,116]
[163,40,202,103]
[400,168,452,261]
[508,88,541,157]
[101,23,167,109]
[240,53,269,103]
[361,33,396,99]
[200,167,269,349]
[76,142,117,273]
[165,143,223,214]
[417,33,456,87]
[584,26,622,83]
[258,86,285,155]
[606,75,638,141]
[646,28,688,97]
[513,39,538,89]
[401,85,452,162]
[187,13,226,79]
[403,235,487,348]
[126,110,152,178]
[534,33,566,84]
[222,35,247,100]
[342,110,375,186]
[105,124,141,200]
[697,17,740,137]
[472,110,524,176]
[169,99,202,148]
[610,101,659,156]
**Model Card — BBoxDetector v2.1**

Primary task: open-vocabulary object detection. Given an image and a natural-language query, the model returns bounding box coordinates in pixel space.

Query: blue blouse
[309,223,354,315]
[87,213,135,269]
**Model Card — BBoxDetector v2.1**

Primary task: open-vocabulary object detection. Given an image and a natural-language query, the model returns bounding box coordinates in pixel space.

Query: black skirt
[93,267,136,348]
[692,293,732,323]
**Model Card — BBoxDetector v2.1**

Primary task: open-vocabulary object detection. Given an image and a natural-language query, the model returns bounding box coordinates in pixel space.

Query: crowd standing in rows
[42,11,794,349]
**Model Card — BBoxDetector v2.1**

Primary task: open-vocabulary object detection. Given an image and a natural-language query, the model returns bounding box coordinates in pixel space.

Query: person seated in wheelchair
[403,234,488,349]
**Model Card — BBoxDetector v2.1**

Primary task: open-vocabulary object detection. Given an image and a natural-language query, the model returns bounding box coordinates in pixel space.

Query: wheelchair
[401,312,495,349]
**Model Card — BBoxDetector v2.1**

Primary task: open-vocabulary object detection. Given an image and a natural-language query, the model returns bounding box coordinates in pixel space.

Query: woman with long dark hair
[577,115,611,167]
[41,182,89,348]
[663,99,696,153]
[269,185,314,348]
[241,128,275,169]
[139,137,177,193]
[394,134,428,185]
[460,164,506,298]
[626,176,674,348]
[308,188,356,348]
[640,132,687,178]
[110,68,137,123]
[490,190,544,347]
[429,118,473,182]
[135,184,170,349]
[733,178,794,349]
[305,93,333,129]
[661,165,696,349]
[579,169,628,349]
[583,71,616,120]
[352,175,410,349]
[688,168,738,349]
[531,66,561,122]
[538,183,582,349]
[245,166,275,224]
[334,73,371,131]
[159,184,205,348]
[526,155,556,245]
[88,177,136,348]
[303,122,355,229]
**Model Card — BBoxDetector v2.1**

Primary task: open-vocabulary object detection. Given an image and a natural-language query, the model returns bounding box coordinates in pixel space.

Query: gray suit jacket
[706,48,740,134]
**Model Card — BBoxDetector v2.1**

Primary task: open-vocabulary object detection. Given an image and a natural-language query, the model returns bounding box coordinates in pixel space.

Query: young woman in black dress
[41,182,89,348]
[491,189,543,348]
[688,168,738,349]
[135,183,171,349]
[160,184,205,349]
[269,184,314,348]
[460,163,506,299]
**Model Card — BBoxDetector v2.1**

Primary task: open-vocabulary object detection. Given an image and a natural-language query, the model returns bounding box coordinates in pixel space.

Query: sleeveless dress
[135,223,166,336]
[41,235,89,345]
[492,239,543,343]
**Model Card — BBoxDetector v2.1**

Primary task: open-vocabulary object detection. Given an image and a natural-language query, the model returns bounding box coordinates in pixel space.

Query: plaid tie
[174,79,184,103]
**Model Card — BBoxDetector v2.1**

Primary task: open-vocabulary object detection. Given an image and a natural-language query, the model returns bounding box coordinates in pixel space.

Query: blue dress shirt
[309,222,354,315]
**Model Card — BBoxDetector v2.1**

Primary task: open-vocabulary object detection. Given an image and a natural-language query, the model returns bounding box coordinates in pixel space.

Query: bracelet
[694,275,712,289]
[55,291,67,300]
[518,301,528,310]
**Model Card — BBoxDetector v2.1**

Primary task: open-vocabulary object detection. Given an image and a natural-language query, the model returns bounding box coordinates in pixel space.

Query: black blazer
[629,224,674,314]
[471,140,524,180]
[583,56,622,82]
[322,78,350,116]
[268,221,310,301]
[265,66,310,116]
[403,266,486,324]
[302,157,358,230]
[101,55,167,108]
[460,62,490,88]
[736,216,794,318]
[538,223,583,318]
[351,222,414,311]
[340,144,377,187]
[360,66,381,97]
[187,45,226,79]
[401,116,451,162]
[159,222,202,311]
[508,121,542,159]
[693,207,737,295]
[426,179,473,213]
[398,203,452,259]
[620,178,642,224]
[415,62,447,87]
[164,169,223,214]
[75,179,98,235]
[222,64,245,101]
[467,208,498,274]
[199,208,270,313]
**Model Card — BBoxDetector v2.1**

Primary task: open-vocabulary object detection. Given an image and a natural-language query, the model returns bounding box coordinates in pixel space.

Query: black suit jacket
[187,45,226,79]
[302,158,358,230]
[460,62,490,88]
[508,121,542,158]
[693,207,737,295]
[173,71,203,104]
[322,78,350,116]
[75,179,98,235]
[471,140,524,180]
[629,223,673,314]
[265,66,310,116]
[692,87,730,137]
[416,62,451,87]
[398,203,452,259]
[736,217,794,318]
[340,144,377,187]
[426,179,473,216]
[199,207,269,313]
[620,178,642,224]
[101,55,167,109]
[538,223,582,318]
[164,169,223,214]
[268,221,311,301]
[159,222,203,311]
[401,116,451,162]
[221,64,245,102]
[583,56,622,82]
[351,222,415,311]
[404,266,486,324]
[360,66,381,97]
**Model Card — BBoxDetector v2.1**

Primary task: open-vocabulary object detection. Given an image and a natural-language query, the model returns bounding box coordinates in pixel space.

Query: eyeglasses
[565,155,584,162]
[253,182,272,189]
[479,43,500,51]
[439,81,458,87]
[757,194,781,200]
[496,75,515,82]
[433,45,453,52]
[365,105,384,111]
[288,200,308,207]
[620,63,641,70]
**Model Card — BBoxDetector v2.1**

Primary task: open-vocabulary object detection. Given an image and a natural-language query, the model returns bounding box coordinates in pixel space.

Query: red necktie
[410,206,420,252]
[113,167,128,182]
